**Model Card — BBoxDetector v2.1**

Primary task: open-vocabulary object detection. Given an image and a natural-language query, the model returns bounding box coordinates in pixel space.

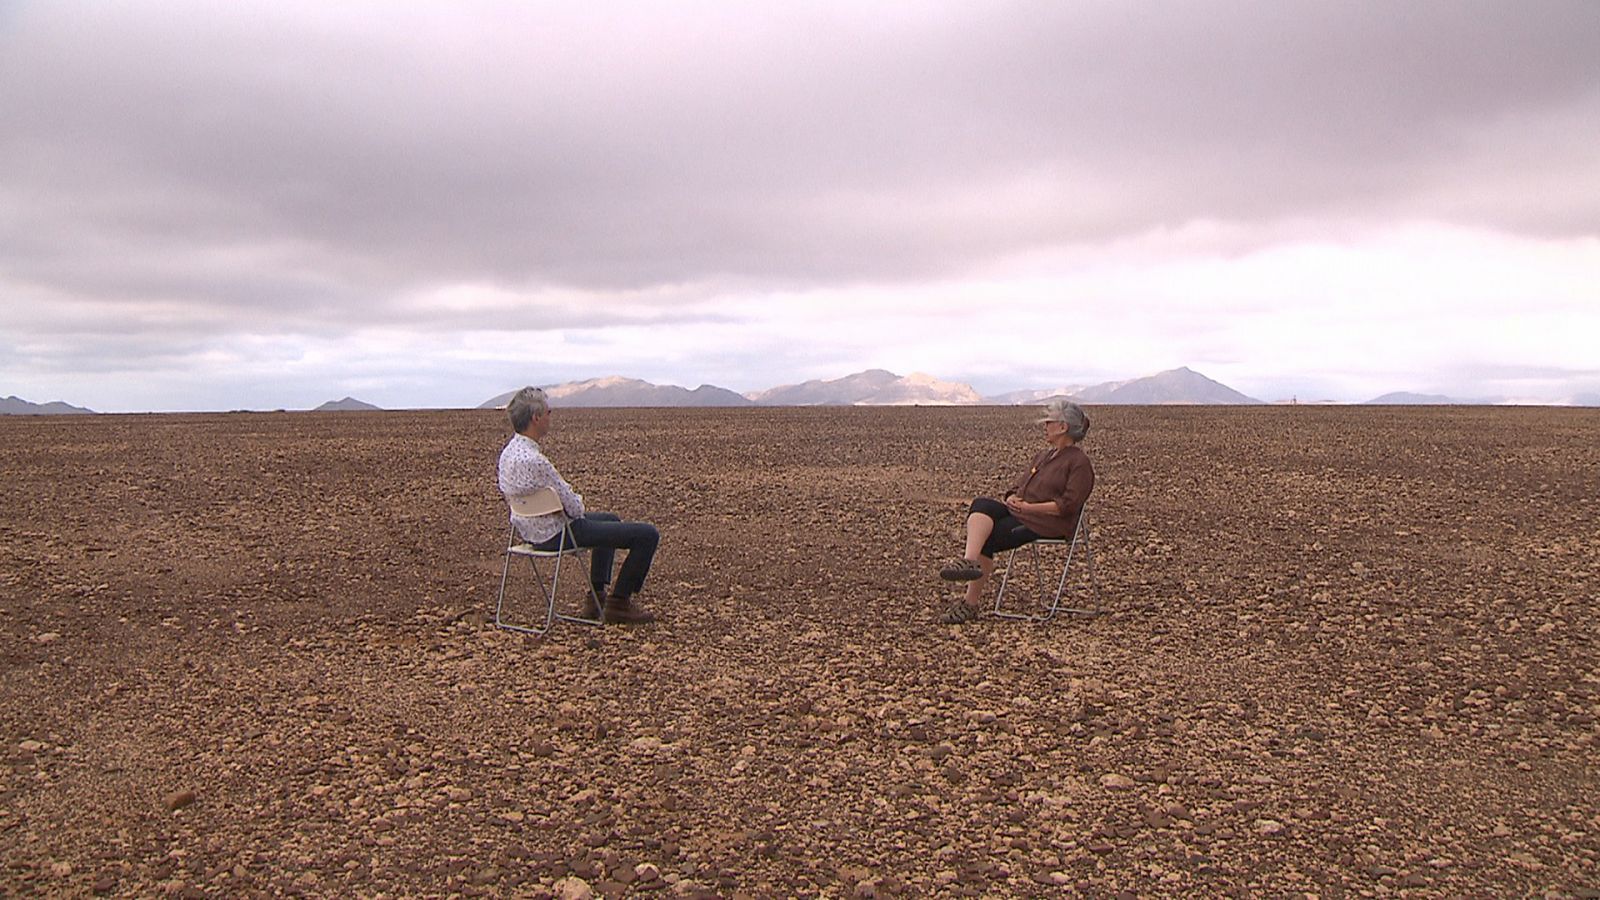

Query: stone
[1255,819,1285,836]
[1100,774,1135,790]
[555,875,596,900]
[164,790,197,811]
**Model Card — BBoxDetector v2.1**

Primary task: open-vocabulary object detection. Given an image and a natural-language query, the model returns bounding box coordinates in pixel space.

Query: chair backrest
[507,486,563,518]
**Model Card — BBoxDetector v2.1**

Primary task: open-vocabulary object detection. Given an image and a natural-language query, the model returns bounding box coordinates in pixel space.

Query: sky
[2,0,1598,411]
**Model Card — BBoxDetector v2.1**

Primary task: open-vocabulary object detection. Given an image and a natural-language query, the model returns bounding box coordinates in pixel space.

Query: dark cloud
[4,0,1596,302]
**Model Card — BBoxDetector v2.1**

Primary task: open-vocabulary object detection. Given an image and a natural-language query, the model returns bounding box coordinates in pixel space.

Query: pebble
[1100,774,1135,790]
[1255,819,1285,836]
[164,790,197,811]
[555,875,595,900]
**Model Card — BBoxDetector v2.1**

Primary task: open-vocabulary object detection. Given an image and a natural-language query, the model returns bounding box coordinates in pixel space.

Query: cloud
[2,1,1597,409]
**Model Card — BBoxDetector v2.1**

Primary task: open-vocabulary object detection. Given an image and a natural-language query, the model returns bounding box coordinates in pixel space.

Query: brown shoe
[578,590,604,621]
[604,595,656,625]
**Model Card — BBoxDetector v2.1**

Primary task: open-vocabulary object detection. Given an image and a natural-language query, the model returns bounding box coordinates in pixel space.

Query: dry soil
[1,406,1596,898]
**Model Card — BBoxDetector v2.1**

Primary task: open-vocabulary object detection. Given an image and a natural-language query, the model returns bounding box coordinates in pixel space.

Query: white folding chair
[494,488,603,635]
[992,504,1099,621]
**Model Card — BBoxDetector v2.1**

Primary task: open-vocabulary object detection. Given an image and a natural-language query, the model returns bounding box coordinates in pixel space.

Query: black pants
[969,497,1041,559]
[533,512,659,598]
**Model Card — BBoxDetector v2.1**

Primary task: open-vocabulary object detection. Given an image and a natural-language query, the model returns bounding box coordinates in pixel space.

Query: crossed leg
[958,511,999,609]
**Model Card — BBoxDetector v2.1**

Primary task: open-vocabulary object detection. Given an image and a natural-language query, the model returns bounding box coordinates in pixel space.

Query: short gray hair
[1039,399,1090,442]
[506,386,549,434]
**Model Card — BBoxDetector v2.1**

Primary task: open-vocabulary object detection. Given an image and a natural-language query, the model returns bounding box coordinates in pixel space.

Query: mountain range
[9,370,1597,414]
[1,395,95,415]
[478,366,1261,409]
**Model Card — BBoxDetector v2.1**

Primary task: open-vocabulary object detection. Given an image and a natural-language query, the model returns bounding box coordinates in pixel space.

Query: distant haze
[2,1,1597,412]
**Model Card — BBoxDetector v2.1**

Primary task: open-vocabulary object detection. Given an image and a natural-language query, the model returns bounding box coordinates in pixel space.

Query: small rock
[854,879,877,898]
[50,862,73,877]
[163,790,196,811]
[631,737,663,753]
[18,739,46,753]
[34,632,61,644]
[1100,774,1135,791]
[635,863,661,882]
[555,875,596,900]
[1255,819,1285,836]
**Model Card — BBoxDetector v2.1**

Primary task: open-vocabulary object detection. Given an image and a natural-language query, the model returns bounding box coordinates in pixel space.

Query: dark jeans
[534,512,659,598]
[969,497,1041,559]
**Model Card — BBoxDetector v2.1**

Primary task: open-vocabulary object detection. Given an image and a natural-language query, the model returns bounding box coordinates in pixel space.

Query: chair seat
[508,542,585,558]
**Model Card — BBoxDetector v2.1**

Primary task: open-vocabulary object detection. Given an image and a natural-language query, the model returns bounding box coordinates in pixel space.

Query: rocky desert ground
[1,405,1596,898]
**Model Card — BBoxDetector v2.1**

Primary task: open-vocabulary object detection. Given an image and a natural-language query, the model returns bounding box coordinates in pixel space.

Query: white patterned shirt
[497,433,585,543]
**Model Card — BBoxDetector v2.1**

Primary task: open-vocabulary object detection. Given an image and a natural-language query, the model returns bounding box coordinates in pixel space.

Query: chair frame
[494,488,604,635]
[992,504,1099,621]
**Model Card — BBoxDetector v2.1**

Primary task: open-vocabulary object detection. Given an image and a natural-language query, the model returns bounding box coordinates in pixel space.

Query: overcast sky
[3,0,1598,411]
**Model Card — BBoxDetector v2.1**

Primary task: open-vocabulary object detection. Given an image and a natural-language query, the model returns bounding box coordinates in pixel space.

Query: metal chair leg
[992,511,1100,621]
[495,540,555,636]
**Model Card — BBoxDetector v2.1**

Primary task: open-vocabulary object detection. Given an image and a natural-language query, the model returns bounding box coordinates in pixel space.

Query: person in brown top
[938,399,1094,623]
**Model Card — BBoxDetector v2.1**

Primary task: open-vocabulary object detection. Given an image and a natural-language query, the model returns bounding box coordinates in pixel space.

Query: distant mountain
[1364,391,1459,405]
[313,397,382,411]
[1,395,95,415]
[751,369,982,406]
[983,386,1084,405]
[1069,367,1262,405]
[480,377,752,409]
[480,368,1260,408]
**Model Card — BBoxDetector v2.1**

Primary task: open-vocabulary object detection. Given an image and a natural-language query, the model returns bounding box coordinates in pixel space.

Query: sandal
[939,557,983,582]
[940,601,982,624]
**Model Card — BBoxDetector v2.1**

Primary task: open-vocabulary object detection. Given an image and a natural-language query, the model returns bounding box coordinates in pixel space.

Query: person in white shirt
[497,386,659,624]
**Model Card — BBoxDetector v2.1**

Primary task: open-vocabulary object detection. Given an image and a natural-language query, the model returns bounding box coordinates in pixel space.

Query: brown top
[1007,443,1095,538]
